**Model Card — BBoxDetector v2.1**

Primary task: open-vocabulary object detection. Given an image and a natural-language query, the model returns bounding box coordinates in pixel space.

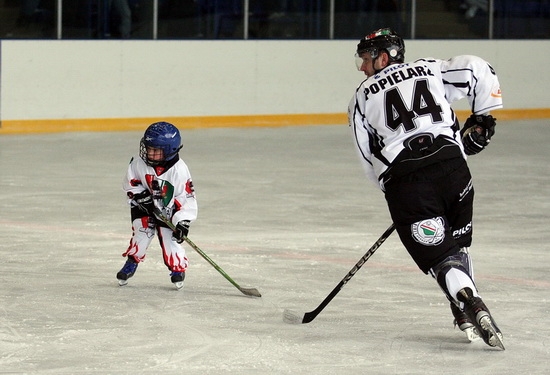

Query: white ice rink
[0,120,549,374]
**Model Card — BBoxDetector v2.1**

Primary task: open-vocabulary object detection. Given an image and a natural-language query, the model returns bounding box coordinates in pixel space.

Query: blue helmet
[139,122,182,166]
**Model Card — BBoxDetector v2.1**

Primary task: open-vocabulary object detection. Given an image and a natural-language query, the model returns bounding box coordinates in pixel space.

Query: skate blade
[118,279,128,286]
[463,327,481,342]
[479,316,505,350]
[173,281,184,290]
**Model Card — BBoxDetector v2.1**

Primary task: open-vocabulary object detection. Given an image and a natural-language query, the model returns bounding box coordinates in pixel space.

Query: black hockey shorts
[384,157,474,274]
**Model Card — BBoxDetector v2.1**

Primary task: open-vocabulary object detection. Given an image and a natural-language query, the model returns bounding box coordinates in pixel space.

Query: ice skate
[170,272,185,290]
[117,257,138,286]
[457,288,504,350]
[450,302,480,342]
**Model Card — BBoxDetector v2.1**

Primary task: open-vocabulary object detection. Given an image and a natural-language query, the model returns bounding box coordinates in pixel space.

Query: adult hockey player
[348,28,504,349]
[117,121,198,290]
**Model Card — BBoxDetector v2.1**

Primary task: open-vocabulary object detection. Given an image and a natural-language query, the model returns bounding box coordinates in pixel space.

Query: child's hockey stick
[283,223,395,324]
[152,207,261,298]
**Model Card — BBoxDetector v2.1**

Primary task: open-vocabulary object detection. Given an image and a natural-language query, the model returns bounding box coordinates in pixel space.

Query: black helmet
[356,28,405,63]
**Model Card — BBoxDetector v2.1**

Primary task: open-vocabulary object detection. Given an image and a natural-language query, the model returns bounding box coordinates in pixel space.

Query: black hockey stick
[151,207,261,298]
[283,223,395,324]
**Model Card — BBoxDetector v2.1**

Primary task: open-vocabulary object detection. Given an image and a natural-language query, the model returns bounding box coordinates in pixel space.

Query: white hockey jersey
[122,156,198,225]
[348,55,503,190]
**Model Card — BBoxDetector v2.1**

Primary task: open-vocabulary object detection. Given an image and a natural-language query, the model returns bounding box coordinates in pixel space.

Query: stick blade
[283,309,305,324]
[240,287,262,297]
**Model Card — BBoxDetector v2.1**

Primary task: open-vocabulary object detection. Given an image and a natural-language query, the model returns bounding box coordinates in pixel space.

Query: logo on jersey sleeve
[411,217,445,246]
[491,87,502,98]
[129,178,142,187]
[185,179,195,198]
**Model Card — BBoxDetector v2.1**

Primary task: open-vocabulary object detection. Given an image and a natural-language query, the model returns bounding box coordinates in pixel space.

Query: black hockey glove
[460,114,496,155]
[130,190,154,215]
[174,220,190,243]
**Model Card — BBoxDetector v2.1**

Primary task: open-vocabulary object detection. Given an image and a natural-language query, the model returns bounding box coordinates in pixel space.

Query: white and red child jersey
[122,155,198,225]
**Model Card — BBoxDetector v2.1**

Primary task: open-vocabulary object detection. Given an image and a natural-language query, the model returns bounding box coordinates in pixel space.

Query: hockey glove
[130,190,154,215]
[174,220,190,243]
[460,114,496,155]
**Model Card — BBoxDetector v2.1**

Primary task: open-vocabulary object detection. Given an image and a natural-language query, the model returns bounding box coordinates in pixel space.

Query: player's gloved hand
[130,190,154,214]
[174,220,190,243]
[460,114,496,155]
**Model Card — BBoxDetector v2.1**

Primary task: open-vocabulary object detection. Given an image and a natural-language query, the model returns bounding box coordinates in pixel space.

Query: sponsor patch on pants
[411,217,445,246]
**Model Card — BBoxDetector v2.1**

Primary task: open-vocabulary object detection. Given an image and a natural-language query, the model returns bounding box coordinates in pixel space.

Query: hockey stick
[151,207,261,298]
[283,223,395,324]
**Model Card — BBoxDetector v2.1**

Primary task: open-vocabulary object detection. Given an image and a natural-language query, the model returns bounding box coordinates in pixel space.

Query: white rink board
[0,40,548,121]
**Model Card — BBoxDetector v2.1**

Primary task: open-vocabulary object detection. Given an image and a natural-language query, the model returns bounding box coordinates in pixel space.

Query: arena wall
[0,39,548,134]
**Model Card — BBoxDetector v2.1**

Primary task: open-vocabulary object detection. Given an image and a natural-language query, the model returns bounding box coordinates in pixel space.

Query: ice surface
[0,121,549,374]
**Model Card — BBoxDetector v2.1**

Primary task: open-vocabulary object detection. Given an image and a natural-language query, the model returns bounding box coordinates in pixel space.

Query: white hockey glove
[460,114,496,155]
[174,220,190,243]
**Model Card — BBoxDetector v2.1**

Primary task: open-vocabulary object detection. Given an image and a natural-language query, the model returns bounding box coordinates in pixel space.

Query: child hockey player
[117,121,197,290]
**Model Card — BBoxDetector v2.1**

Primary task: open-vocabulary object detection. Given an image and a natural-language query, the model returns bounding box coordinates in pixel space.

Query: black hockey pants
[384,157,474,274]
